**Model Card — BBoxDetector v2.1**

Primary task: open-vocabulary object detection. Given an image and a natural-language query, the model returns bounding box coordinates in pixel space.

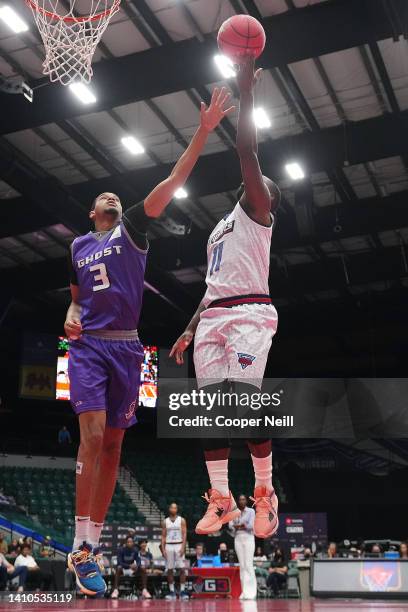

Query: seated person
[0,532,9,555]
[0,552,27,593]
[370,543,383,557]
[39,536,54,558]
[399,542,408,559]
[8,539,20,558]
[218,542,228,563]
[326,542,338,558]
[111,536,140,599]
[14,545,52,591]
[267,548,288,597]
[254,545,267,566]
[137,540,153,599]
[191,543,205,567]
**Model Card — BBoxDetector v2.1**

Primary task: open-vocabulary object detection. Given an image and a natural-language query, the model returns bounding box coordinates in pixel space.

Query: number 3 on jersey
[209,241,224,276]
[90,263,110,292]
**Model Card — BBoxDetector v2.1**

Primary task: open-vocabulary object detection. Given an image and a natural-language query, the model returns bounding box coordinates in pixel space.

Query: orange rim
[25,0,121,22]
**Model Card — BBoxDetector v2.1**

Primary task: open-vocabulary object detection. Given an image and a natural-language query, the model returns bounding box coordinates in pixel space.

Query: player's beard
[104,206,120,218]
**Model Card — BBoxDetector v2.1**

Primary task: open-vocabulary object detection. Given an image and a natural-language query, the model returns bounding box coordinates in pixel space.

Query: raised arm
[236,57,271,225]
[144,88,234,219]
[169,297,206,364]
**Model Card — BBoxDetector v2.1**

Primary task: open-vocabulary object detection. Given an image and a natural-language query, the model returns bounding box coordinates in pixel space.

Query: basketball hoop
[25,1,121,86]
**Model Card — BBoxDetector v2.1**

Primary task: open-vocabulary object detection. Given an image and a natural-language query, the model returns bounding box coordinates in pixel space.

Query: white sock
[206,459,229,496]
[73,515,90,550]
[251,452,273,490]
[88,521,104,549]
[169,583,175,592]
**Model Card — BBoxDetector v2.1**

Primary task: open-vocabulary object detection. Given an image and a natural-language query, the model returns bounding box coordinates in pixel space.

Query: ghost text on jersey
[76,245,123,269]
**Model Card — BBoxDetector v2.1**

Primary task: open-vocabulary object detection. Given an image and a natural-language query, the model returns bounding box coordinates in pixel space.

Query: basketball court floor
[0,600,406,612]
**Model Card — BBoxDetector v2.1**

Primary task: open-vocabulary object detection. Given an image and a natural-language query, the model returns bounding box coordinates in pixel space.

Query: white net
[25,0,121,85]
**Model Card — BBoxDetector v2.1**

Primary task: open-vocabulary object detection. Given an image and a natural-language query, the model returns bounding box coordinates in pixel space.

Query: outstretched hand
[236,56,262,92]
[200,86,235,132]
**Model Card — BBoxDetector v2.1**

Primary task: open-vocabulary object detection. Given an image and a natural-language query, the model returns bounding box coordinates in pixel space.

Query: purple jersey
[70,221,147,331]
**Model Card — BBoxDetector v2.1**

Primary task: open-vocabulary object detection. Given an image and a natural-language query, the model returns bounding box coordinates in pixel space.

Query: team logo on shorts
[125,399,137,420]
[237,353,256,370]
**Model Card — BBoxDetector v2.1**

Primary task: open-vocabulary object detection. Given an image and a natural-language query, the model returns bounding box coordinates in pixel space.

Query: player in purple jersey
[64,87,234,596]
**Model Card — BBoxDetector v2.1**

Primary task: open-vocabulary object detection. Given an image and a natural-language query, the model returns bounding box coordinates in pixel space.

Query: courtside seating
[126,451,284,527]
[0,466,145,545]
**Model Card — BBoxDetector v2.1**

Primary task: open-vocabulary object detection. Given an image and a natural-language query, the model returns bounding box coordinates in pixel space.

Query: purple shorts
[68,334,144,429]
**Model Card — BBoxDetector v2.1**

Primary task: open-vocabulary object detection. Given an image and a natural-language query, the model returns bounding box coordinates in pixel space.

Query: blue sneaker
[92,546,105,574]
[68,542,106,597]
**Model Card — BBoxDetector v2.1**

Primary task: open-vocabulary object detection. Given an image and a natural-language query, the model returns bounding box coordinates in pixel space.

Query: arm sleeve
[67,250,78,285]
[122,201,153,251]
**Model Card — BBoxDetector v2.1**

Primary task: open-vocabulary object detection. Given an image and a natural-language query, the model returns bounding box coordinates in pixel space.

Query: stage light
[253,107,271,129]
[0,6,29,33]
[121,136,145,155]
[174,187,188,199]
[214,54,236,79]
[69,82,97,104]
[285,162,305,180]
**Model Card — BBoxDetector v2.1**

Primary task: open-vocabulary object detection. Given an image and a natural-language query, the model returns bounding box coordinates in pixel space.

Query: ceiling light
[69,82,97,104]
[121,136,145,155]
[214,54,236,79]
[0,6,29,33]
[174,187,188,199]
[285,162,305,180]
[253,107,271,129]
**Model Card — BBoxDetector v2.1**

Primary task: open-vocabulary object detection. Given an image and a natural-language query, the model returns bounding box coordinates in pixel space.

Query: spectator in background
[14,545,52,591]
[192,542,205,567]
[111,536,140,600]
[399,542,408,559]
[218,542,228,563]
[0,532,8,555]
[137,540,152,599]
[254,546,268,567]
[0,552,27,592]
[327,542,338,558]
[267,548,288,597]
[58,426,72,446]
[371,543,383,556]
[8,538,20,557]
[40,536,54,558]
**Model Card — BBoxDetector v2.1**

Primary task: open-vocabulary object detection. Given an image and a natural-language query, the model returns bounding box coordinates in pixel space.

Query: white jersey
[203,202,273,307]
[165,516,183,544]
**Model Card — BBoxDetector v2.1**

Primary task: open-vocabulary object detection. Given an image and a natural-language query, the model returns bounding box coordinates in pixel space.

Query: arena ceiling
[0,0,408,325]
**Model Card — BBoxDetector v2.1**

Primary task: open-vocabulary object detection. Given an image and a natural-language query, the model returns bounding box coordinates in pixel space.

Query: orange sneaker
[195,489,240,535]
[250,486,279,538]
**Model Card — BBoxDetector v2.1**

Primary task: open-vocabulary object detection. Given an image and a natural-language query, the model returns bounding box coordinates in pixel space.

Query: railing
[120,465,163,523]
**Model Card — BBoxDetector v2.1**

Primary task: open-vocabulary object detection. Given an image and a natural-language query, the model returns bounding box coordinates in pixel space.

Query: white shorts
[194,303,278,389]
[165,543,185,570]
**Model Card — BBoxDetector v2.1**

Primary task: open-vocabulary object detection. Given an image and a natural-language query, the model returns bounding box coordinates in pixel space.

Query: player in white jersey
[170,58,280,539]
[161,503,188,600]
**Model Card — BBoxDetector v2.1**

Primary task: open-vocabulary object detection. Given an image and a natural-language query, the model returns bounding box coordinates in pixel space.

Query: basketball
[217,15,266,63]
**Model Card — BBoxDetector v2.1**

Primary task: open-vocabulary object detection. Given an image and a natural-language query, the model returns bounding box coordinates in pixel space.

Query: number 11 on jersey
[209,241,224,276]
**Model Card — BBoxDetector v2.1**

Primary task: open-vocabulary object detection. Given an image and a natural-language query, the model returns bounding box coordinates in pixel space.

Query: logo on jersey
[209,220,235,244]
[237,353,256,370]
[125,399,137,420]
[76,245,122,269]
